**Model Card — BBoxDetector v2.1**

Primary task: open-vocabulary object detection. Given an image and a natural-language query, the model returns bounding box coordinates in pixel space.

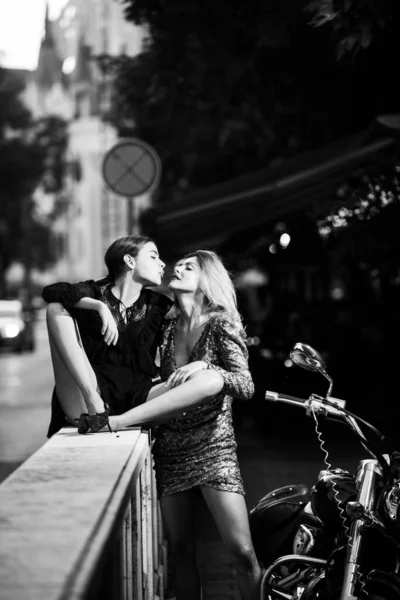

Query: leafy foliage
[111,0,400,272]
[112,0,377,203]
[33,116,69,195]
[318,163,400,234]
[305,0,397,58]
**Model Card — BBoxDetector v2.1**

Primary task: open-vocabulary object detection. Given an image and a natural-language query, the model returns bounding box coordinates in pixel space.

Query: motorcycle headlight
[384,482,400,522]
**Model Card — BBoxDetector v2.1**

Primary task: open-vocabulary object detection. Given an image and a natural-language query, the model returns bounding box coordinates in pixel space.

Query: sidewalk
[194,420,363,599]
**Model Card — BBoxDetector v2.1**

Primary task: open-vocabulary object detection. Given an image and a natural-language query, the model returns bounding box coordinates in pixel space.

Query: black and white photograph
[0,1,399,598]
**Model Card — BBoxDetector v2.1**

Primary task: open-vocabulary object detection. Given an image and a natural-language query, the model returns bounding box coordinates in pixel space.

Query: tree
[303,0,400,259]
[0,68,68,296]
[305,0,398,59]
[112,0,384,203]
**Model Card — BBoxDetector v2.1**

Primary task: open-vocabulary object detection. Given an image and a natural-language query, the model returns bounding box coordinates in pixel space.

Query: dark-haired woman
[43,235,224,436]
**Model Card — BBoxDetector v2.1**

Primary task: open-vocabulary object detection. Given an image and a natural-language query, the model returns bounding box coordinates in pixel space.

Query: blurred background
[0,0,399,479]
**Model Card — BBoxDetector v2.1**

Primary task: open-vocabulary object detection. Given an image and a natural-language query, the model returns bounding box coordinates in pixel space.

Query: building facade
[23,0,149,282]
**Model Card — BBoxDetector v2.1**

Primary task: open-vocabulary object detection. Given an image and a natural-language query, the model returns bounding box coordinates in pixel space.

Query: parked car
[0,300,35,353]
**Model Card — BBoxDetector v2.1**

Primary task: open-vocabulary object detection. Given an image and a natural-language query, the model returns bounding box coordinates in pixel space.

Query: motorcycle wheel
[366,569,400,600]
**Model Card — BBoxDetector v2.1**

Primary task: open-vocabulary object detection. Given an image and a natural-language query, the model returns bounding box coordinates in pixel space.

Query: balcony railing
[0,427,168,600]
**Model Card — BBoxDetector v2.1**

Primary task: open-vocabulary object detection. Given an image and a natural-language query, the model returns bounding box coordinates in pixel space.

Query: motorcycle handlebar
[265,390,307,405]
[265,390,346,419]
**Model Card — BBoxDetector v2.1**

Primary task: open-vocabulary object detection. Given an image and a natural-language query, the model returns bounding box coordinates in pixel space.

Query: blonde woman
[105,250,262,600]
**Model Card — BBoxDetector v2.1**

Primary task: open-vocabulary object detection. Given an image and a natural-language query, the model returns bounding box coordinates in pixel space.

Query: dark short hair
[104,235,154,282]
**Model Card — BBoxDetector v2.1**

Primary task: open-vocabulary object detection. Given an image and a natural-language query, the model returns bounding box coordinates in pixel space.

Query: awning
[141,119,399,257]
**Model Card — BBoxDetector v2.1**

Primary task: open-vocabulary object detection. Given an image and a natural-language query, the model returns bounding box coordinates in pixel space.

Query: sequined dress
[152,313,254,497]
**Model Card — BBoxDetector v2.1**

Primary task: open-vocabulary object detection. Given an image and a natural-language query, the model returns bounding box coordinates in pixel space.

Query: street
[0,311,52,479]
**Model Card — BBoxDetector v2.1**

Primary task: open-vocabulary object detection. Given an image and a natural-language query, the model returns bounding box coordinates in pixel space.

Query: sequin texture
[152,313,254,497]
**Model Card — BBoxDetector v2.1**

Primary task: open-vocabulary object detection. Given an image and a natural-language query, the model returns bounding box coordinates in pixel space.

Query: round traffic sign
[102,138,162,197]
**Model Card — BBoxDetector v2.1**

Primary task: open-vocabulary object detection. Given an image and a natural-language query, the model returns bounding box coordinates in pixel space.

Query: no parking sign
[102,138,162,198]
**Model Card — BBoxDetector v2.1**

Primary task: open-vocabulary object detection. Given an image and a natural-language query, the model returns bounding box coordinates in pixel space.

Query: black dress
[42,279,173,437]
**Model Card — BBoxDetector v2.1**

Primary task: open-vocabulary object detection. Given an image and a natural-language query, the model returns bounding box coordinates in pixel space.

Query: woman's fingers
[170,370,188,387]
[165,368,197,389]
[180,372,190,383]
[99,309,119,345]
[165,364,205,388]
[166,372,178,387]
[176,371,186,385]
[166,368,192,388]
[103,320,117,345]
[101,319,110,337]
[166,374,174,386]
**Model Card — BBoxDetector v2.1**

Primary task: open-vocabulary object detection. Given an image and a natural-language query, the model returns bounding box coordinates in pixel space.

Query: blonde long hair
[169,250,241,322]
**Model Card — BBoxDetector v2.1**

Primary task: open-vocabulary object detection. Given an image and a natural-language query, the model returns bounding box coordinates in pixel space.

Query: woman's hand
[165,361,208,388]
[97,302,119,346]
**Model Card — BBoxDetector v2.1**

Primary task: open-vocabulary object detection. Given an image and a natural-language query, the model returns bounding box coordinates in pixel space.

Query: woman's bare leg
[46,303,105,418]
[109,370,224,430]
[201,486,261,600]
[146,381,169,402]
[160,490,201,600]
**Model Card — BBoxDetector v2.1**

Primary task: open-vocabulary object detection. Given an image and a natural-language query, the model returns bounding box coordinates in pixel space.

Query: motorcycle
[249,342,400,600]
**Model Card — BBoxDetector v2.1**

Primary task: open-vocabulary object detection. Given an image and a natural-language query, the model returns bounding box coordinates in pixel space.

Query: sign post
[102,138,162,234]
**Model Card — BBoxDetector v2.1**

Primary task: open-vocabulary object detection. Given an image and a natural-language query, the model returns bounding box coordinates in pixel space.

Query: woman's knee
[191,370,224,398]
[227,541,258,573]
[46,302,69,322]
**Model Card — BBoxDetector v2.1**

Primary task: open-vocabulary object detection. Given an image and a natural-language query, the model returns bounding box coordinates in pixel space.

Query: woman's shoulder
[42,278,103,304]
[92,278,112,294]
[211,310,243,328]
[209,311,246,337]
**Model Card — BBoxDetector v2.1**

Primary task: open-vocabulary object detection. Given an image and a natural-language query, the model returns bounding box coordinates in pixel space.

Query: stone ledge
[0,427,149,600]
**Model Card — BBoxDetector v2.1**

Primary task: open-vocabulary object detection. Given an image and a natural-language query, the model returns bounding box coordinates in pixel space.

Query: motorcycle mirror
[290,342,327,373]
